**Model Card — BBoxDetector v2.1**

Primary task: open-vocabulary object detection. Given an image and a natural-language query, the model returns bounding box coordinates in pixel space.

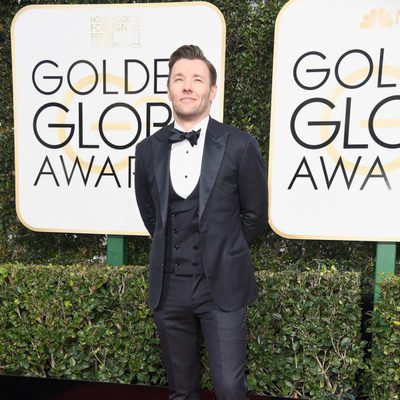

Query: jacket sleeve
[238,136,268,244]
[134,141,156,237]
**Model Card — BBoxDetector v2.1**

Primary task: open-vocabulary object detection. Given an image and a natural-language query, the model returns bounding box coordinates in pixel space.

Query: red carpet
[0,375,289,400]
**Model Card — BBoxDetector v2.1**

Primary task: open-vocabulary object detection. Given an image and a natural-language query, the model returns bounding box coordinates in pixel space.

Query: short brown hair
[168,44,217,86]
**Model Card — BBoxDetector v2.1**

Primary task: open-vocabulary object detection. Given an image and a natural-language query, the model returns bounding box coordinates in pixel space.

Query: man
[134,45,267,400]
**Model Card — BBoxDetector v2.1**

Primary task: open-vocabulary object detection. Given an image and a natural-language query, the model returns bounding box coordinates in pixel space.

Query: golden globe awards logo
[11,3,226,234]
[288,47,396,192]
[269,0,400,240]
[31,57,171,189]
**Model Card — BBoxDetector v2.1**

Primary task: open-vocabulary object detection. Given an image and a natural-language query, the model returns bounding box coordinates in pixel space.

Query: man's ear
[210,85,217,102]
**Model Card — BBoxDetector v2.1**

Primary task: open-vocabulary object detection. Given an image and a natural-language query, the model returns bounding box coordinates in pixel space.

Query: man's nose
[182,80,193,92]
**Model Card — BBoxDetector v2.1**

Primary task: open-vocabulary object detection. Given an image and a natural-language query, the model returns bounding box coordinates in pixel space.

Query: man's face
[168,58,217,125]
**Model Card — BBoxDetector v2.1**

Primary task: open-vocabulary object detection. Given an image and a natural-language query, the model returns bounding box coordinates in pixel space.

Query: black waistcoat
[164,178,204,275]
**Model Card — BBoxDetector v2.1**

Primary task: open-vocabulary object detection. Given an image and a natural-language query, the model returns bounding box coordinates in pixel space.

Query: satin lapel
[199,119,227,220]
[152,127,170,228]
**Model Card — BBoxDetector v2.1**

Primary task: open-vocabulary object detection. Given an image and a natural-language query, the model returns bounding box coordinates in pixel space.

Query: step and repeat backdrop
[270,0,400,241]
[12,2,225,235]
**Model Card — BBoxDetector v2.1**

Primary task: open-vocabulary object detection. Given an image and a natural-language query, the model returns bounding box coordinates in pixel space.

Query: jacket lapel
[199,118,227,220]
[152,126,171,228]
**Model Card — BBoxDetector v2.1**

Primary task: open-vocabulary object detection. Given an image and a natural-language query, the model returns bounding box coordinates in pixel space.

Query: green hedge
[248,268,365,399]
[0,263,163,385]
[0,263,365,399]
[365,275,400,400]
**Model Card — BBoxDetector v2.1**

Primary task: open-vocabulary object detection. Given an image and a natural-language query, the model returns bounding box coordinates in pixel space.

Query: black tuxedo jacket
[134,118,268,311]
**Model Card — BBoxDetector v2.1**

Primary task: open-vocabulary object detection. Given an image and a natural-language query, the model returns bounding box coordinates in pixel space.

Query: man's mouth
[180,97,196,102]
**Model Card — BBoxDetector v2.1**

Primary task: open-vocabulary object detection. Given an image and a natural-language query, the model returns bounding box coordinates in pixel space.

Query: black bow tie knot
[169,128,200,147]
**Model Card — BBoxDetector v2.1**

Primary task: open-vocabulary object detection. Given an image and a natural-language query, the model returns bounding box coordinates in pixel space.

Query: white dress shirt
[169,116,209,199]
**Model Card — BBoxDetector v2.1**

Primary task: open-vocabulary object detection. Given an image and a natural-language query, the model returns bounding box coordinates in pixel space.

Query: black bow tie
[169,128,200,147]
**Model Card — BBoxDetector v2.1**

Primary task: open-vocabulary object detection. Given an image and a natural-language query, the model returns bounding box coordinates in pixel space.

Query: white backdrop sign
[12,2,225,235]
[269,0,400,241]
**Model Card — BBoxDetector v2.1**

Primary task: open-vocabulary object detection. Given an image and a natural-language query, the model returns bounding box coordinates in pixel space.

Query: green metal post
[374,242,396,304]
[107,235,128,266]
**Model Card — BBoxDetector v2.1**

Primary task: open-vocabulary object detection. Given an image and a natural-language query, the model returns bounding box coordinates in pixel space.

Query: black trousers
[153,272,248,400]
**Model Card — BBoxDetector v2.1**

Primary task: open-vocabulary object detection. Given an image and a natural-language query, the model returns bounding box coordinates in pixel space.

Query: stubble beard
[173,101,210,124]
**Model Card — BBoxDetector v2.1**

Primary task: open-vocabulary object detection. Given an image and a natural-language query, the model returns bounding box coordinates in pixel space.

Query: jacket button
[161,263,164,269]
[174,245,180,250]
[193,245,199,250]
[175,262,180,267]
[172,228,178,234]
